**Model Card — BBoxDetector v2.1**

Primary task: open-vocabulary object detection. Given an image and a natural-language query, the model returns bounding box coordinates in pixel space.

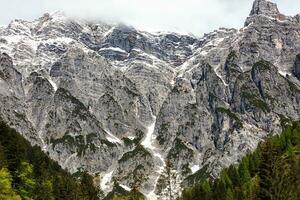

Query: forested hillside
[0,120,99,200]
[180,120,300,200]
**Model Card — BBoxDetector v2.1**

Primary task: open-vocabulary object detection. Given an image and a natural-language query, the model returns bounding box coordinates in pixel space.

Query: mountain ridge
[0,0,300,199]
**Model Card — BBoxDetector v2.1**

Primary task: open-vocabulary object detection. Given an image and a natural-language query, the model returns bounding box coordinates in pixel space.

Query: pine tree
[34,179,54,200]
[227,165,240,186]
[258,139,278,200]
[0,168,21,200]
[80,171,99,200]
[0,119,100,200]
[0,143,7,168]
[179,121,300,200]
[238,158,251,184]
[16,161,36,200]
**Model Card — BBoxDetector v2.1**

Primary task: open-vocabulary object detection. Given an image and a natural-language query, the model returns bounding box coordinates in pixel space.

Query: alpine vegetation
[0,0,300,199]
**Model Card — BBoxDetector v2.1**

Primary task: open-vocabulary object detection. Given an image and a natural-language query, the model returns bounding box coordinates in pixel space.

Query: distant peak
[39,11,67,23]
[50,11,66,18]
[250,0,280,17]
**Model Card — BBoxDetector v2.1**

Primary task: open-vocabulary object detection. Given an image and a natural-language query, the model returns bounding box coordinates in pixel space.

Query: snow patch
[99,47,127,54]
[176,55,197,76]
[141,116,157,150]
[141,116,166,200]
[120,184,131,191]
[214,67,228,86]
[42,37,74,44]
[48,78,58,91]
[199,50,208,56]
[190,165,200,174]
[205,37,224,47]
[105,129,122,144]
[131,48,163,64]
[102,27,115,38]
[279,70,292,77]
[100,168,115,192]
[127,136,136,140]
[2,35,25,44]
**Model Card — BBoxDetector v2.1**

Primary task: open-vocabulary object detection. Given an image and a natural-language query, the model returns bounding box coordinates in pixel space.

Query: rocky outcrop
[250,0,280,17]
[0,1,300,199]
[294,54,300,80]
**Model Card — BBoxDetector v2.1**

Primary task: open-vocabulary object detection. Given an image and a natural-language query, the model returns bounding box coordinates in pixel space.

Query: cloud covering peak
[0,0,299,36]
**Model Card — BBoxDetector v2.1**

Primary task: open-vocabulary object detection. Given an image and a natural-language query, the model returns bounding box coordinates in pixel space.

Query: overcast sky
[0,0,299,36]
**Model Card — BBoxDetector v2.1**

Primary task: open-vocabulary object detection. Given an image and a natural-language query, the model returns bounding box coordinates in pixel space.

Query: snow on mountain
[0,1,300,199]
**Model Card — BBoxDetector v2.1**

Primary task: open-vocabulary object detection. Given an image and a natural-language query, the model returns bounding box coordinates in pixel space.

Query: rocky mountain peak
[250,0,280,18]
[1,1,300,199]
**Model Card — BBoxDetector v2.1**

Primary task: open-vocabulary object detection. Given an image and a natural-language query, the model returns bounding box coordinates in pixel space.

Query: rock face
[0,0,300,199]
[250,0,280,17]
[294,54,300,80]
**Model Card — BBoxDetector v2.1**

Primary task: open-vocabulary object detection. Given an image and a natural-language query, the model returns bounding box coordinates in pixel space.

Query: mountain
[0,0,300,199]
[0,119,99,200]
[180,120,300,200]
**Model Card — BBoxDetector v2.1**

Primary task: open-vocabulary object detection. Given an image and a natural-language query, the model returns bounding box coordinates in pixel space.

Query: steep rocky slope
[0,0,300,199]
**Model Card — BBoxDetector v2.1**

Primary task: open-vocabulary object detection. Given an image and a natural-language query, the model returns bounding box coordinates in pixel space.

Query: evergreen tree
[35,179,54,200]
[0,119,100,200]
[180,121,300,200]
[0,168,21,200]
[238,158,251,184]
[80,171,99,200]
[16,161,36,200]
[258,140,278,200]
[0,143,7,168]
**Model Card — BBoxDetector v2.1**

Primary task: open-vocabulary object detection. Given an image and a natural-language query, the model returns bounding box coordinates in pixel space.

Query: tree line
[1,117,299,200]
[0,119,99,200]
[180,120,300,200]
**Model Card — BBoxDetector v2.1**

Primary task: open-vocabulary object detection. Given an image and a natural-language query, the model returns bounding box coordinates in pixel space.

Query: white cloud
[0,0,299,36]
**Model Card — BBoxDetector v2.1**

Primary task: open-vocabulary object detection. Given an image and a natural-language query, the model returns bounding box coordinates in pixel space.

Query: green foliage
[180,121,300,200]
[80,171,99,200]
[122,129,144,147]
[51,132,100,156]
[16,161,36,200]
[119,145,151,163]
[0,119,99,200]
[216,107,243,128]
[112,194,144,200]
[252,60,272,71]
[105,182,145,200]
[184,165,209,186]
[0,168,21,200]
[241,92,270,113]
[167,138,193,160]
[181,180,212,200]
[56,88,88,118]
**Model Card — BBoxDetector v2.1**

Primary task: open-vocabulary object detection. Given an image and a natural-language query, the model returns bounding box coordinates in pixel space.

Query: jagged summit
[0,1,300,200]
[244,0,287,26]
[249,0,280,18]
[38,11,67,22]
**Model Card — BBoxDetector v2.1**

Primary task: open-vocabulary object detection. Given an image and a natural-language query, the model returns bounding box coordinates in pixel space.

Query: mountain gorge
[0,0,300,199]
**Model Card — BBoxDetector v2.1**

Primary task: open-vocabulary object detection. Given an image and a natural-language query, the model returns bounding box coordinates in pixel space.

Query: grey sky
[0,0,299,36]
